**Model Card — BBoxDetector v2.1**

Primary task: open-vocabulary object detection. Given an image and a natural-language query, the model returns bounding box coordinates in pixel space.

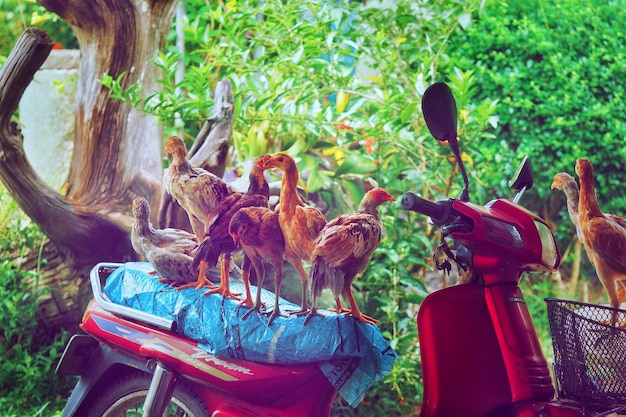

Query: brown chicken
[190,160,270,298]
[552,172,626,304]
[575,158,626,325]
[229,206,286,325]
[163,135,236,240]
[259,153,328,313]
[304,188,396,325]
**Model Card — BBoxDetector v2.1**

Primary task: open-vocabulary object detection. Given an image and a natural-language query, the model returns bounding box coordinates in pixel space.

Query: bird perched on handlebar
[575,159,626,326]
[304,188,396,325]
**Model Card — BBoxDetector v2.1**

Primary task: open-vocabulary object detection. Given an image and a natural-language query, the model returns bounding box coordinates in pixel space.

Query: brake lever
[433,228,476,284]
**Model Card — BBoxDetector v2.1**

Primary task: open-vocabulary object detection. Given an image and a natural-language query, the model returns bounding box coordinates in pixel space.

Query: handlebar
[400,192,451,226]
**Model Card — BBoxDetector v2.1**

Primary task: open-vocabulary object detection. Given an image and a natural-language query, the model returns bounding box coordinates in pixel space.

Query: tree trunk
[0,1,236,332]
[40,0,177,212]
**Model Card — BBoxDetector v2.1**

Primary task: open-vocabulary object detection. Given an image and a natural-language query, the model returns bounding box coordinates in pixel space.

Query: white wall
[20,49,78,190]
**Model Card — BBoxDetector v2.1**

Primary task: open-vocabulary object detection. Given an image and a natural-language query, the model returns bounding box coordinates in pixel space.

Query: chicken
[304,188,396,325]
[229,206,286,325]
[131,196,210,285]
[163,135,236,240]
[575,158,626,325]
[551,173,583,241]
[551,173,626,304]
[258,153,328,313]
[190,159,270,298]
[131,196,198,259]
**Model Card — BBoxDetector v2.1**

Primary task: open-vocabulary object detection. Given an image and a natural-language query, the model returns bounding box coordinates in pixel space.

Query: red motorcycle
[56,254,403,417]
[401,82,626,416]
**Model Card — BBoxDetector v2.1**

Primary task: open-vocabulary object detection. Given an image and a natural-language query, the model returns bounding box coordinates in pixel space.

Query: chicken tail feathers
[192,238,220,270]
[310,257,344,299]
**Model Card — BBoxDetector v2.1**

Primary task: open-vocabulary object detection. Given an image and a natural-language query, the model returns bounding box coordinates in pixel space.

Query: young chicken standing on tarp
[259,153,328,314]
[575,158,626,326]
[304,188,396,325]
[192,158,270,300]
[552,172,626,306]
[131,196,220,285]
[163,135,236,241]
[229,206,286,325]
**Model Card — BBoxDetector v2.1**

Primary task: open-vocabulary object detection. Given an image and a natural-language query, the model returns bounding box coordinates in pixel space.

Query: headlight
[483,216,524,249]
[534,220,559,269]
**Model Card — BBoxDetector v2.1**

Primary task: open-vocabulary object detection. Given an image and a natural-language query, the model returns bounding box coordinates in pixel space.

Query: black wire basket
[546,298,626,405]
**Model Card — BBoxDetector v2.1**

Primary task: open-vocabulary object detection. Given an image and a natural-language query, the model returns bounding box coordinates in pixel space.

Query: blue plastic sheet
[104,262,397,407]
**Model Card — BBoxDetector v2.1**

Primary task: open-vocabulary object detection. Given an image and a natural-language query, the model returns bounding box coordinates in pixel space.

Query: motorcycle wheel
[80,370,210,417]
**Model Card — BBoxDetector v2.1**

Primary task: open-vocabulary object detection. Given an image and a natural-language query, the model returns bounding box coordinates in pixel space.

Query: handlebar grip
[400,192,450,225]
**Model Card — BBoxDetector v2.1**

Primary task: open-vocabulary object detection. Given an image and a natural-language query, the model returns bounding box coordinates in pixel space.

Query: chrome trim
[90,262,176,332]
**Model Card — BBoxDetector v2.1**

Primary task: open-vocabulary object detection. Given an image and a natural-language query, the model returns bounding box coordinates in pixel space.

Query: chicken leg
[202,253,241,299]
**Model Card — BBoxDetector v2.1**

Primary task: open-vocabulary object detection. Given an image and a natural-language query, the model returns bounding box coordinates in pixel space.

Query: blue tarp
[104,262,397,407]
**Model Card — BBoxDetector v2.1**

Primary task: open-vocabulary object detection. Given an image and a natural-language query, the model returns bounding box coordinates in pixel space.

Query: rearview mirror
[509,155,533,203]
[422,82,458,142]
[421,82,469,201]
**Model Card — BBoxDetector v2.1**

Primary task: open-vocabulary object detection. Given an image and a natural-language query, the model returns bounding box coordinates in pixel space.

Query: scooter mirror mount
[509,155,533,204]
[421,82,470,202]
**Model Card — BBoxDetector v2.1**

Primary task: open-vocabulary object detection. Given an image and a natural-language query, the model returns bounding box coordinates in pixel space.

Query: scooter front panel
[418,284,511,417]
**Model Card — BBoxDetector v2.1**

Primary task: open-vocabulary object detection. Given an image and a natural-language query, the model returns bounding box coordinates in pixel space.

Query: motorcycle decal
[91,314,173,353]
[190,348,253,376]
[89,314,251,381]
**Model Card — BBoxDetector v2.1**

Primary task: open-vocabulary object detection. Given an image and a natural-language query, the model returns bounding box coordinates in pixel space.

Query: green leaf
[306,166,328,193]
[400,101,418,124]
[333,154,377,177]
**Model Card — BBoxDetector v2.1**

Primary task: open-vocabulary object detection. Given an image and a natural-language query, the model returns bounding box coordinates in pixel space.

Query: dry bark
[0,1,236,332]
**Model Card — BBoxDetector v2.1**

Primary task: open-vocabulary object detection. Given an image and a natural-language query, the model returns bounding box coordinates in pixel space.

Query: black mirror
[421,82,469,201]
[422,82,458,142]
[509,155,533,192]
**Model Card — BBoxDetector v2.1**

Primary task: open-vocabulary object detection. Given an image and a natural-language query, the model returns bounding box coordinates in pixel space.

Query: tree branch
[0,28,52,130]
[0,28,134,266]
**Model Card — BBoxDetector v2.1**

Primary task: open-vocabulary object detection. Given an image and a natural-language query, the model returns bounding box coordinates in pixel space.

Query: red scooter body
[407,82,626,417]
[417,199,559,417]
[58,283,337,417]
[80,300,336,416]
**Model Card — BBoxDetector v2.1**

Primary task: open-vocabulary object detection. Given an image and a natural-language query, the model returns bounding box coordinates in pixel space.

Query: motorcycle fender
[58,334,150,417]
[56,334,100,376]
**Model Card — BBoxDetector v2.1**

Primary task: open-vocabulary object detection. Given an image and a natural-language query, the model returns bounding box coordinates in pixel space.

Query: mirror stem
[448,138,470,202]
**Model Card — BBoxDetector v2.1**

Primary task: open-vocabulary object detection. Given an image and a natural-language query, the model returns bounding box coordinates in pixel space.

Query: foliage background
[1,0,623,415]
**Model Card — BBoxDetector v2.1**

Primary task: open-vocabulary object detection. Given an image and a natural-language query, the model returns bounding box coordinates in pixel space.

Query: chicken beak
[258,155,271,169]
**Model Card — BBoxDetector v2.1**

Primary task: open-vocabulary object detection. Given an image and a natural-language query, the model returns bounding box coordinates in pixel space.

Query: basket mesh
[546,298,626,404]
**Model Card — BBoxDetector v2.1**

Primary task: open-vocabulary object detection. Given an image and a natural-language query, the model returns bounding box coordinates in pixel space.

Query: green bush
[444,0,625,305]
[0,188,73,416]
[0,0,77,58]
[447,0,626,214]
